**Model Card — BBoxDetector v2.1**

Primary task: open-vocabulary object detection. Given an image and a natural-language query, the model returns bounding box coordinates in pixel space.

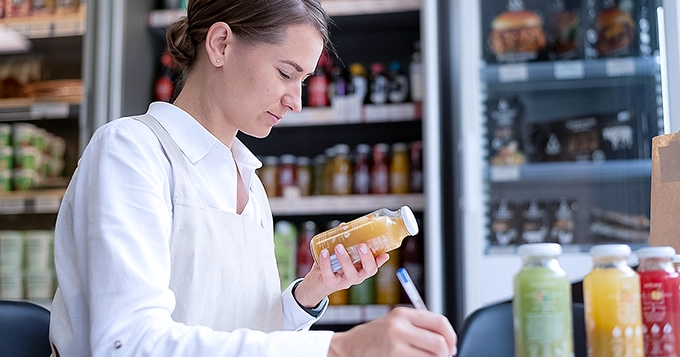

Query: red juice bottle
[636,247,680,357]
[296,221,317,278]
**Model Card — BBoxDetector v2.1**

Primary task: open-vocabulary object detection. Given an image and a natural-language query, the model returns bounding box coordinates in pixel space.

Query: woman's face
[218,24,324,138]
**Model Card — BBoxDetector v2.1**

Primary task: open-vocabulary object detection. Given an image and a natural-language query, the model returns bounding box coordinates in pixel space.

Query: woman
[49,0,457,356]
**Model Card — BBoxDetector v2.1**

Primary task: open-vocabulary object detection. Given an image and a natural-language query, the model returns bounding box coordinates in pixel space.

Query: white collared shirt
[49,102,333,356]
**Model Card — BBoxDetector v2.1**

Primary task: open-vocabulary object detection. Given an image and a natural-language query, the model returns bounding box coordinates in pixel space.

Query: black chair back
[0,300,51,357]
[456,300,586,357]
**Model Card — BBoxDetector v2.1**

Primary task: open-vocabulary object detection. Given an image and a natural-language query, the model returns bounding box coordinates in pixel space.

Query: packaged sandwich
[487,96,526,166]
[482,0,549,63]
[547,0,582,60]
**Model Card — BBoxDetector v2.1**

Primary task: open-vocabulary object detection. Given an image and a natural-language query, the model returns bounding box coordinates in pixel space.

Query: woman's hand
[329,307,458,357]
[293,243,389,308]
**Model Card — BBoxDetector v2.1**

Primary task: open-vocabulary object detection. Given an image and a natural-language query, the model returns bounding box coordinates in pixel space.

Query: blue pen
[396,267,427,310]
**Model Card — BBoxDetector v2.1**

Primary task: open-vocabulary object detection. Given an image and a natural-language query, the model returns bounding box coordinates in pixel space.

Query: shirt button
[114,341,122,349]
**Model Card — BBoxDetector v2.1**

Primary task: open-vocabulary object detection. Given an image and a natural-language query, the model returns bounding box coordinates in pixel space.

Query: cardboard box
[650,132,680,250]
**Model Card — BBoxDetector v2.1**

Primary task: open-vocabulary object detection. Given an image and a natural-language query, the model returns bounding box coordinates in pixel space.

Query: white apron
[135,114,284,332]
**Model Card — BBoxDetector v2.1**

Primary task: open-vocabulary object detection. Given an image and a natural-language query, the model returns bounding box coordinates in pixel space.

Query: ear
[205,22,234,68]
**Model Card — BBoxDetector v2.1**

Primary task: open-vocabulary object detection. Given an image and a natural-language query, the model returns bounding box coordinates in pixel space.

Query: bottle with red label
[636,246,680,357]
[371,143,390,194]
[278,154,297,197]
[296,221,317,278]
[154,51,175,102]
[307,54,330,107]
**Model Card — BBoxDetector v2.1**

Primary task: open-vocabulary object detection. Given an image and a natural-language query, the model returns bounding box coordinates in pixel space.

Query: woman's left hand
[293,243,390,309]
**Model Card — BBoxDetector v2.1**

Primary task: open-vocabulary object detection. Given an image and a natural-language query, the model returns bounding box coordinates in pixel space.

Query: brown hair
[166,0,331,72]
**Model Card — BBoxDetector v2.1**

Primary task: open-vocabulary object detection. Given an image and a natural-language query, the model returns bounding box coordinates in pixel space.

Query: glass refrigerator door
[453,0,665,315]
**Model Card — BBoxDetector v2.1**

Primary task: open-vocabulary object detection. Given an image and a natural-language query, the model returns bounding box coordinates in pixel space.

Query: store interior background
[2,0,680,331]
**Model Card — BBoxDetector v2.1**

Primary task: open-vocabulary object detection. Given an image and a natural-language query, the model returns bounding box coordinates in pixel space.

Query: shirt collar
[146,102,262,170]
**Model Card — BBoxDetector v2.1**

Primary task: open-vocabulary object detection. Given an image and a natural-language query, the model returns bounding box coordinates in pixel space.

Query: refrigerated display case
[443,0,679,324]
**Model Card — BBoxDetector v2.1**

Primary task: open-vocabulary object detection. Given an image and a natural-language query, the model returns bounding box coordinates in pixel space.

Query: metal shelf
[488,160,652,183]
[0,11,86,39]
[0,188,66,214]
[269,194,425,215]
[148,0,421,28]
[0,98,80,122]
[280,103,421,127]
[481,57,659,85]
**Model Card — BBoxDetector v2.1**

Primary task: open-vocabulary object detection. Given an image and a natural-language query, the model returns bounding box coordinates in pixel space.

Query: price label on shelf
[554,61,585,80]
[498,64,529,83]
[30,102,70,119]
[0,197,25,214]
[490,165,521,182]
[605,58,636,77]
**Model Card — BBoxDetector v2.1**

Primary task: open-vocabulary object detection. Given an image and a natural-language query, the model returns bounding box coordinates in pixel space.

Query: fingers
[357,244,379,276]
[334,244,359,280]
[318,248,336,281]
[396,308,458,356]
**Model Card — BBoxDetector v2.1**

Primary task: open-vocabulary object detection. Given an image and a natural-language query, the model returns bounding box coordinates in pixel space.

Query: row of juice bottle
[514,243,680,357]
[273,214,424,306]
[304,44,424,109]
[259,141,423,197]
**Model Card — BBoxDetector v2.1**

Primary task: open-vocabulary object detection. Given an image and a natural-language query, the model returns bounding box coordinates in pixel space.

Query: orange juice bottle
[583,244,644,357]
[310,206,418,272]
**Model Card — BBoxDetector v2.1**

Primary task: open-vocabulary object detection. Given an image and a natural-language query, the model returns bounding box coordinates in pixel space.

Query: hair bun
[166,16,195,71]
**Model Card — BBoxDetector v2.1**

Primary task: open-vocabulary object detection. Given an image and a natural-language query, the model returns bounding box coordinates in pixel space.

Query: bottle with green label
[514,243,573,357]
[274,220,298,290]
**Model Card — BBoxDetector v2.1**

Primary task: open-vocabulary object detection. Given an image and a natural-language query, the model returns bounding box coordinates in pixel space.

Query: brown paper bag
[650,132,680,251]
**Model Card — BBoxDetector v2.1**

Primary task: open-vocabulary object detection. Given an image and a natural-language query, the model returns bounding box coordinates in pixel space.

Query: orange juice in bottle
[583,244,643,357]
[310,206,418,272]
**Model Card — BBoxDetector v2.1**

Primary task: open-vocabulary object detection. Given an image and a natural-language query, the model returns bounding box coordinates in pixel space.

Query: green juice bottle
[514,243,573,357]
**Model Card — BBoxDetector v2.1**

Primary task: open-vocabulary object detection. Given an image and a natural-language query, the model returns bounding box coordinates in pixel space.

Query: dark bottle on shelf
[154,51,175,102]
[367,62,388,105]
[371,143,390,194]
[352,144,372,195]
[409,141,423,193]
[387,61,409,103]
[400,218,424,304]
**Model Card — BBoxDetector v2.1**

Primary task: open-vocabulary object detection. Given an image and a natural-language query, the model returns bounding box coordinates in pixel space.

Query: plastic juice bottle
[389,142,410,194]
[584,244,643,357]
[350,275,376,305]
[296,221,317,278]
[673,255,680,272]
[513,243,573,357]
[371,143,390,194]
[352,144,372,195]
[636,247,680,357]
[274,221,298,290]
[310,206,419,272]
[332,144,352,195]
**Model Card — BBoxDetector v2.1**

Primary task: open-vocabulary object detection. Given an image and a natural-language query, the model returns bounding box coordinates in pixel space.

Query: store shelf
[0,188,66,214]
[481,57,659,84]
[269,193,425,215]
[0,98,81,122]
[0,11,87,39]
[280,103,421,127]
[317,304,392,325]
[488,160,652,183]
[148,0,421,28]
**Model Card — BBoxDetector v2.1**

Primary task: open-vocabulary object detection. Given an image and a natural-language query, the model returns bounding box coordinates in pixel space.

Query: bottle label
[514,269,573,357]
[640,271,680,357]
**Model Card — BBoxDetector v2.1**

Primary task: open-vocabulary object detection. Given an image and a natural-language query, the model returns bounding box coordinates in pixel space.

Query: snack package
[518,199,549,244]
[584,0,658,58]
[524,110,642,163]
[487,96,526,166]
[547,0,582,60]
[489,200,519,245]
[482,0,549,63]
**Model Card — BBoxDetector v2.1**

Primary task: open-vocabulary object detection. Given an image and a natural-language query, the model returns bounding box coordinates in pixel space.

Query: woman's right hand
[327,307,458,357]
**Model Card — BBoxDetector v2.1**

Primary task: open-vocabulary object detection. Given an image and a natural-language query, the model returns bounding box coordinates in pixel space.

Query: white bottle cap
[674,255,680,264]
[400,206,419,236]
[517,243,562,257]
[635,246,676,259]
[589,244,631,257]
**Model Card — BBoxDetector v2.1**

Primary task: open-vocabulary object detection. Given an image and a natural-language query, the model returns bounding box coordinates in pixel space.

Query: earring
[216,59,221,63]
